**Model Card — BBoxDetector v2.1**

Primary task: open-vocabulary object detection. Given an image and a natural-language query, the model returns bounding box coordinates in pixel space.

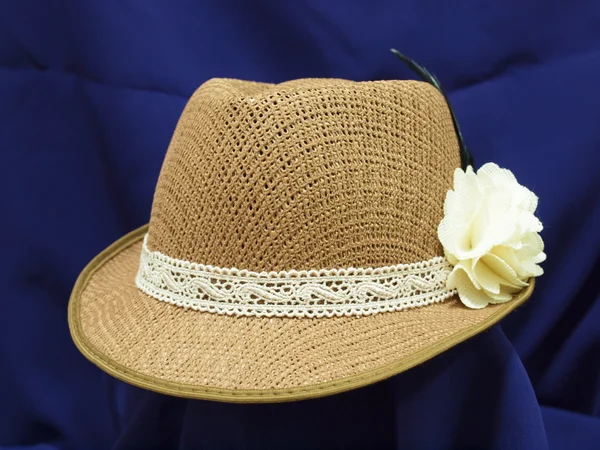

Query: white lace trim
[135,234,457,318]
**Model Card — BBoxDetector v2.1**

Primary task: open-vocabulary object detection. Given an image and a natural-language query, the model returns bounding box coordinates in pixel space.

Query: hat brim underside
[68,225,534,403]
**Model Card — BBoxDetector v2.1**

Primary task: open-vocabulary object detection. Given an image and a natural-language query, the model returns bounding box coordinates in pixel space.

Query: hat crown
[147,78,460,271]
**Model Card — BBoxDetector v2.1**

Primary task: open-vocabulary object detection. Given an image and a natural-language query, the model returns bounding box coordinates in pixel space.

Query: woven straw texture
[70,78,532,402]
[148,78,458,270]
[75,229,527,397]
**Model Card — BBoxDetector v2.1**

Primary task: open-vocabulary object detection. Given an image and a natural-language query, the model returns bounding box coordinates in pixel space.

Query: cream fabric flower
[438,163,546,309]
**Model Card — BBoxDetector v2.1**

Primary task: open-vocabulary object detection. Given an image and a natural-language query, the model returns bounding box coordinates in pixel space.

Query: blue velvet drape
[1,2,599,449]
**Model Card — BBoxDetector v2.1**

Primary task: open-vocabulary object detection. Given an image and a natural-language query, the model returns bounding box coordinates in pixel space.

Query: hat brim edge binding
[68,224,534,404]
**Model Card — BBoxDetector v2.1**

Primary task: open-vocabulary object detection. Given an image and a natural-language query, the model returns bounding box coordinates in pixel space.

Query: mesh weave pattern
[148,78,460,271]
[73,78,516,396]
[80,241,500,390]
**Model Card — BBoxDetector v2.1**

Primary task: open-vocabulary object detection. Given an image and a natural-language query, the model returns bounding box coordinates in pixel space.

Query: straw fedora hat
[68,52,545,403]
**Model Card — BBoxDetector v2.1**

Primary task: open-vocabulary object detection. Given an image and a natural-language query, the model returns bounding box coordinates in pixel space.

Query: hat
[68,52,545,403]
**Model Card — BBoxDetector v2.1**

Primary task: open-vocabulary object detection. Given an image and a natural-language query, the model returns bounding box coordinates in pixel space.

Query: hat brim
[68,225,534,403]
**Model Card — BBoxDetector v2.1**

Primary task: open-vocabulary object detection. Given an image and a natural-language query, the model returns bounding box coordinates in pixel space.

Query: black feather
[390,48,474,170]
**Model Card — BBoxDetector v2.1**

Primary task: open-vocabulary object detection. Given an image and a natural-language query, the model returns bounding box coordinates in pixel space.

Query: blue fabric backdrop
[1,1,599,449]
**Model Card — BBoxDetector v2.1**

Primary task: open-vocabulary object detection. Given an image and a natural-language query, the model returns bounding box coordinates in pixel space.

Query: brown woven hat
[68,59,545,403]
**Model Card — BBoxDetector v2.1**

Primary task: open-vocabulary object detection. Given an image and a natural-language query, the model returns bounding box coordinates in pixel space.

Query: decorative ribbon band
[135,234,457,318]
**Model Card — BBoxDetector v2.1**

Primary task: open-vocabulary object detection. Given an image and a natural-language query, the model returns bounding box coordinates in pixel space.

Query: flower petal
[447,268,491,309]
[518,232,545,258]
[481,252,529,289]
[453,259,482,291]
[472,257,502,294]
[486,290,513,303]
[532,251,547,265]
[487,283,525,304]
[478,162,517,186]
[518,211,543,234]
[438,179,482,258]
[490,245,527,278]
